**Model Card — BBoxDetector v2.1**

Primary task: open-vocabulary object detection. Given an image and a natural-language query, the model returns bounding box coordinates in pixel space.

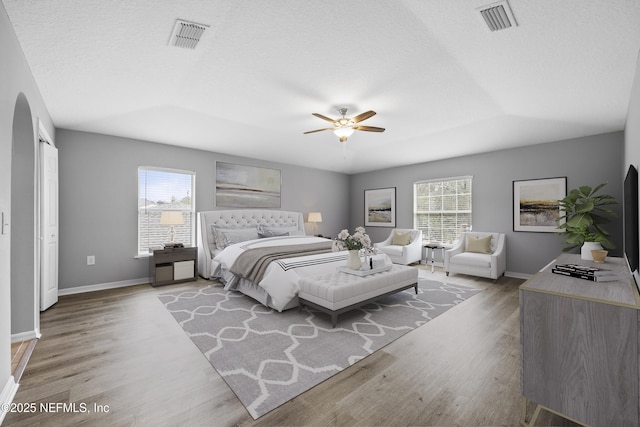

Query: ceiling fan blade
[352,110,376,123]
[312,113,337,123]
[303,128,334,134]
[354,125,385,132]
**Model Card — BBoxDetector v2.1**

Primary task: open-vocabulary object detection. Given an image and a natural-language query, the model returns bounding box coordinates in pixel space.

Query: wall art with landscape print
[513,177,566,232]
[365,187,396,227]
[216,162,281,208]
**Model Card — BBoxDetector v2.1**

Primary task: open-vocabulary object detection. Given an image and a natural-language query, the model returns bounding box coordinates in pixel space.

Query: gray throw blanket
[229,241,334,284]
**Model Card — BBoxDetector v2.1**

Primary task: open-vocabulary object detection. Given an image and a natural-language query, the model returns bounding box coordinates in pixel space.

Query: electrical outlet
[87,255,95,265]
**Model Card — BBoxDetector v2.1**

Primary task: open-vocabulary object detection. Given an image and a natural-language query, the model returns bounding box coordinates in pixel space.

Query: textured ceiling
[3,0,640,174]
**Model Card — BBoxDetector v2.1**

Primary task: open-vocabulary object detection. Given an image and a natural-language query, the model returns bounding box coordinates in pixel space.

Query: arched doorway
[10,92,39,338]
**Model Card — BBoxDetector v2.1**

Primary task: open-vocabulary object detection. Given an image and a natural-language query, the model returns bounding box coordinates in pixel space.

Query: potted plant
[557,182,617,259]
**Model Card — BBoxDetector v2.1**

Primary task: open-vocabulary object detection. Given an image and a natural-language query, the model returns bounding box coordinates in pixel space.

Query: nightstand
[150,246,197,286]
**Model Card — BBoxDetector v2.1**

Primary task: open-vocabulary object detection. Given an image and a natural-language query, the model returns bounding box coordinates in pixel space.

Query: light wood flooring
[3,266,577,426]
[10,340,37,383]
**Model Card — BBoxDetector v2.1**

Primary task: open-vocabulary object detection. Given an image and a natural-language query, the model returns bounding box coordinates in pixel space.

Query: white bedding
[198,209,391,311]
[211,235,352,311]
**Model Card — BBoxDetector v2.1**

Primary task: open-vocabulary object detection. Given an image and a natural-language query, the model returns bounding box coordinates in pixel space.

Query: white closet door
[40,142,58,311]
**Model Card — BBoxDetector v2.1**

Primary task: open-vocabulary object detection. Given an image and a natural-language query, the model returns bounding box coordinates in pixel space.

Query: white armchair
[374,229,423,265]
[444,232,506,280]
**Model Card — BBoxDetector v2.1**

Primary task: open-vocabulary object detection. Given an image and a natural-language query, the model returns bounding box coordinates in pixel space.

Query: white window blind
[138,167,196,255]
[414,176,472,245]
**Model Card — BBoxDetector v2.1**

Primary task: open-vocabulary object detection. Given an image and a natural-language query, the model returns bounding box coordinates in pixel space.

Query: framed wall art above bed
[215,162,281,208]
[365,187,396,227]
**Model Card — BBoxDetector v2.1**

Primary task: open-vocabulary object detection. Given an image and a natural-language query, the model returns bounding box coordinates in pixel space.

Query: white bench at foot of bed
[297,264,419,327]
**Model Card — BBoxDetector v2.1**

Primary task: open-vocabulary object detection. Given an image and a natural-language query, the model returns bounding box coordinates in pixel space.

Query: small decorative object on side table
[424,243,445,273]
[150,246,197,286]
[591,249,608,263]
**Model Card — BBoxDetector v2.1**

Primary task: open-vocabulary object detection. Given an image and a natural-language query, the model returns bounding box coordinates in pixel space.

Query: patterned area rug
[158,276,481,419]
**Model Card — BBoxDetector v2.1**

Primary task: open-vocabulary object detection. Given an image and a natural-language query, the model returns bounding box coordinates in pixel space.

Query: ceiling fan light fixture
[333,126,354,142]
[304,108,383,143]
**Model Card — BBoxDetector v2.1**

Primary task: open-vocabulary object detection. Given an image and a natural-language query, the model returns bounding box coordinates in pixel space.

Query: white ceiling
[3,0,640,174]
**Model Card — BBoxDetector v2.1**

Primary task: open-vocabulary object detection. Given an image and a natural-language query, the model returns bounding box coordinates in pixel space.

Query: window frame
[137,166,196,256]
[413,175,473,246]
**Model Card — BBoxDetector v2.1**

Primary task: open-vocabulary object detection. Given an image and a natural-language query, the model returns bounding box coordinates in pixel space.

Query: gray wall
[1,2,55,395]
[627,51,640,168]
[625,49,640,281]
[56,129,350,290]
[350,132,624,275]
[60,129,624,285]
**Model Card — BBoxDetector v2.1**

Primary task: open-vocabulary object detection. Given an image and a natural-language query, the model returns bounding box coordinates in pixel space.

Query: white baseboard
[58,277,151,296]
[11,329,41,344]
[0,376,19,425]
[505,271,532,280]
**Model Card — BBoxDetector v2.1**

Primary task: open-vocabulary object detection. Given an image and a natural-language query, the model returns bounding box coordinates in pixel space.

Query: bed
[197,209,373,311]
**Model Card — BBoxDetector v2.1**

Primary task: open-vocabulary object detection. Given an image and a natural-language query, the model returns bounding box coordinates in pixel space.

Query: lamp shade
[308,212,322,223]
[333,127,354,139]
[160,211,184,225]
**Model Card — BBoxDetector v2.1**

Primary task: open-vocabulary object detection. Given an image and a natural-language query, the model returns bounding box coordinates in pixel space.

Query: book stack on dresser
[551,263,621,282]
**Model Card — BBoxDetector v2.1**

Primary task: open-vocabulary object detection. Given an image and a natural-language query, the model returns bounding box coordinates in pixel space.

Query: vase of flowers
[333,227,372,270]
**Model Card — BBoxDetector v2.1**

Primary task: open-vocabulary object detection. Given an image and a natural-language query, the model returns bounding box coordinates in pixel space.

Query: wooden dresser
[519,253,640,427]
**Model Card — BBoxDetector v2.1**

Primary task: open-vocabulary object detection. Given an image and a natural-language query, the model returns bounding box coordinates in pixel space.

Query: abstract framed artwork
[513,177,566,232]
[364,187,396,227]
[216,162,281,208]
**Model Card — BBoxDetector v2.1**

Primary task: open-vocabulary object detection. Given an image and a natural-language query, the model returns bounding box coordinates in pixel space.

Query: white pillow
[212,226,259,249]
[465,234,492,254]
[260,225,303,236]
[259,230,289,238]
[392,230,412,246]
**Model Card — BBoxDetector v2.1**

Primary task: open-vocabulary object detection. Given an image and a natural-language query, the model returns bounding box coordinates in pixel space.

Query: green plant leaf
[566,214,593,228]
[593,223,611,236]
[600,237,615,249]
[578,186,593,196]
[575,201,594,213]
[564,234,585,244]
[596,207,618,217]
[590,182,608,195]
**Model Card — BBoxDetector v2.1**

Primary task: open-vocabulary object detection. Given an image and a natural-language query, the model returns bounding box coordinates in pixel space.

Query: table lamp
[308,212,322,236]
[160,211,184,245]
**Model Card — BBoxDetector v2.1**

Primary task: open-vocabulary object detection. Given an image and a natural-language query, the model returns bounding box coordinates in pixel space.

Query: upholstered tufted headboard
[196,209,306,278]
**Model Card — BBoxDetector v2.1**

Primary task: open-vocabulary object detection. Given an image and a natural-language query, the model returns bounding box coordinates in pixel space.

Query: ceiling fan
[304,108,385,142]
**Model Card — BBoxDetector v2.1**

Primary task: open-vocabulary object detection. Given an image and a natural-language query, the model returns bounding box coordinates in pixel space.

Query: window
[138,167,196,255]
[414,176,472,245]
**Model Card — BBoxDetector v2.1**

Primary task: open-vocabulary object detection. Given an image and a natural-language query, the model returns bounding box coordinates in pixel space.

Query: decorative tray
[337,265,392,276]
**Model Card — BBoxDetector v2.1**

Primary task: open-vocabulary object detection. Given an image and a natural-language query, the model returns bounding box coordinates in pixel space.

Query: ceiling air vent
[478,1,517,31]
[169,19,209,49]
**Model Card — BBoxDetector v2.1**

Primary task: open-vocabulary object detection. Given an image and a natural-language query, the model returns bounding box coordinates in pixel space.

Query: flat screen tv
[624,164,639,273]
